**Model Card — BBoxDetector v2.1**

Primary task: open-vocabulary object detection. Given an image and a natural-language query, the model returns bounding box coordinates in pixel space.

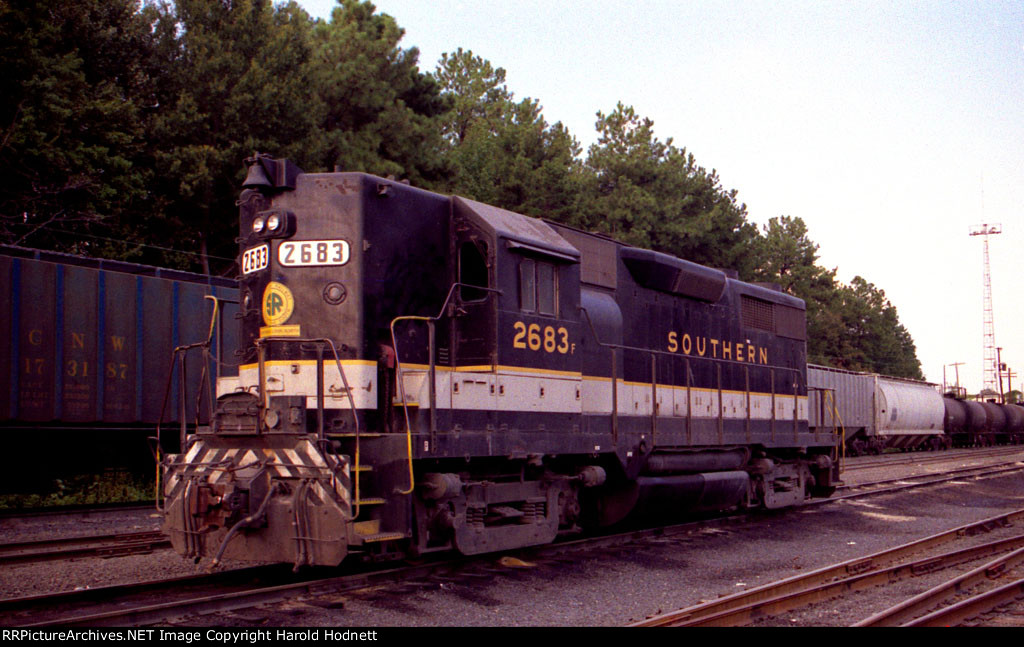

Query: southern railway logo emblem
[262,281,294,326]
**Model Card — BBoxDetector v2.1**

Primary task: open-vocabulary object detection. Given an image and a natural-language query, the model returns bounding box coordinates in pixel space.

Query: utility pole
[969,223,1001,396]
[997,347,1005,403]
[945,362,965,397]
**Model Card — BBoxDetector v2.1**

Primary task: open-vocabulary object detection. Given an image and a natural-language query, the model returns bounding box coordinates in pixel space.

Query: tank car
[961,399,990,446]
[808,366,947,455]
[942,396,968,442]
[942,395,1020,447]
[875,375,947,451]
[980,402,1007,443]
[160,154,839,568]
[978,399,1024,445]
[1004,404,1024,444]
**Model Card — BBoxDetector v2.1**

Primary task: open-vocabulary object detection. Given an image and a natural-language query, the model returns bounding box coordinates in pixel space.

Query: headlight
[251,209,295,237]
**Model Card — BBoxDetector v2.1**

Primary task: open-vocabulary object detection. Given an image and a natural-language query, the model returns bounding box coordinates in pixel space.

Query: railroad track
[631,506,1024,627]
[0,563,301,627]
[0,515,757,627]
[4,460,1022,627]
[856,543,1024,626]
[0,502,156,519]
[0,531,169,565]
[829,461,1024,503]
[842,446,1024,471]
[907,578,1024,627]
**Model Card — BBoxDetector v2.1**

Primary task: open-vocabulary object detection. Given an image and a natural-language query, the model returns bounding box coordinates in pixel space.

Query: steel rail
[0,565,294,627]
[905,577,1024,627]
[7,463,1022,626]
[839,460,1024,489]
[0,502,155,519]
[856,544,1024,626]
[646,534,1024,627]
[844,446,1024,471]
[631,505,1024,627]
[0,506,776,627]
[651,532,1024,626]
[827,464,1024,504]
[0,531,169,565]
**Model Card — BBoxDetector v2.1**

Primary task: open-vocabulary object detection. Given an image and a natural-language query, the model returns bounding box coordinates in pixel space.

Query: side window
[519,258,558,317]
[459,241,488,302]
[537,263,556,315]
[519,258,536,312]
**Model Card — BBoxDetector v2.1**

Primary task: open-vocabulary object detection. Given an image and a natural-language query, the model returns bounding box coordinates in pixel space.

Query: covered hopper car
[807,366,945,455]
[0,245,239,489]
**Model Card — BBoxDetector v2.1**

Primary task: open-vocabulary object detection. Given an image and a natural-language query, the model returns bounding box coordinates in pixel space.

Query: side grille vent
[741,296,775,332]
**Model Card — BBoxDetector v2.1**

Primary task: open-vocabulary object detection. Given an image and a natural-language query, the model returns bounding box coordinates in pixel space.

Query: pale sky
[299,0,1024,394]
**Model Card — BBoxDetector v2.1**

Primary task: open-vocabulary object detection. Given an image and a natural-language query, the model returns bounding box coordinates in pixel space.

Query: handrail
[390,314,430,497]
[806,385,845,468]
[251,336,360,434]
[390,282,503,496]
[154,296,224,510]
[254,335,361,517]
[578,306,806,446]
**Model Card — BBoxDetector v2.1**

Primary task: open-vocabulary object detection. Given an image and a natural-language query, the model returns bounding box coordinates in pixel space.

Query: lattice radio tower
[969,223,1002,395]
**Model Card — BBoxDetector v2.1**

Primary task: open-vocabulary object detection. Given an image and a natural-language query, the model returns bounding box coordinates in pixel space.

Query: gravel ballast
[1,453,1023,626]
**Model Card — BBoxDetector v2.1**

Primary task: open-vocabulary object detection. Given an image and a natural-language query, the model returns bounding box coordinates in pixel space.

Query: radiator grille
[741,296,775,332]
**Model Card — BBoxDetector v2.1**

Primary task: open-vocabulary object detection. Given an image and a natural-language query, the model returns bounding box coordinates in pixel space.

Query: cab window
[520,259,536,312]
[459,241,488,302]
[519,258,557,316]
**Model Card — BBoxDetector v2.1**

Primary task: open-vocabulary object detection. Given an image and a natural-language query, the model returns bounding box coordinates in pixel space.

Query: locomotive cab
[447,197,583,438]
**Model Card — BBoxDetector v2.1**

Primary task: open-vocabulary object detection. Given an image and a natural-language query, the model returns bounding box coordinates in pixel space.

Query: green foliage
[754,216,840,366]
[837,277,923,379]
[0,0,152,252]
[306,0,449,187]
[580,103,760,278]
[435,48,583,222]
[436,48,514,146]
[142,0,322,272]
[1,0,448,273]
[754,216,923,379]
[0,471,155,509]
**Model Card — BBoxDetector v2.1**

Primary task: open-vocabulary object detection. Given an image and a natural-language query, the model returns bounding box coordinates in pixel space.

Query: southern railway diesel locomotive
[161,154,840,568]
